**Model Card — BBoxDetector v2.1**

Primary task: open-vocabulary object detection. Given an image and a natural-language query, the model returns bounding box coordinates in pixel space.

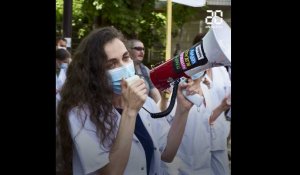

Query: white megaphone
[184,16,231,78]
[150,16,231,91]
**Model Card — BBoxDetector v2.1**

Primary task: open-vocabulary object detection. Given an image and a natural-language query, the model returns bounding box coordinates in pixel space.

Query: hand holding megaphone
[180,77,204,107]
[182,90,204,107]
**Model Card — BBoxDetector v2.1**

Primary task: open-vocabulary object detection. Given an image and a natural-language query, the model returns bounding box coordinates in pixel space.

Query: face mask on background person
[60,63,68,69]
[108,61,135,94]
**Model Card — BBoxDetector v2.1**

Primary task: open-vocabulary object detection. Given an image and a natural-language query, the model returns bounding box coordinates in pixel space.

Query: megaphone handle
[148,80,180,118]
[182,89,204,107]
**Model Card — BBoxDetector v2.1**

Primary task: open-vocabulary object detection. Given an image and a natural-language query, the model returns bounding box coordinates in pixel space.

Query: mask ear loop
[142,80,180,118]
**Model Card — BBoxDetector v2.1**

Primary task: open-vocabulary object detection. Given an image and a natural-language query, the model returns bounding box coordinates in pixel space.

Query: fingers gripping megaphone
[148,16,231,118]
[150,16,231,91]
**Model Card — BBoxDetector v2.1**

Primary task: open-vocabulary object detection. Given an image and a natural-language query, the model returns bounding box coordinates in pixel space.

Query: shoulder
[212,66,228,75]
[140,97,164,121]
[143,97,159,112]
[141,64,150,72]
[212,67,230,79]
[142,97,170,123]
[68,106,98,133]
[69,106,89,120]
[68,107,87,125]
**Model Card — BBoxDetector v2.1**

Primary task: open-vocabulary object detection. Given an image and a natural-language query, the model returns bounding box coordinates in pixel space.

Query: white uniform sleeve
[68,108,110,174]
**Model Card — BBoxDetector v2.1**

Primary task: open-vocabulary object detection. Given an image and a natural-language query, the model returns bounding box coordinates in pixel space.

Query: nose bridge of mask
[108,61,135,81]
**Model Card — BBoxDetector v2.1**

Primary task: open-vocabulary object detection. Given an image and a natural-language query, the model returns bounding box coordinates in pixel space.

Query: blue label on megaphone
[189,48,197,65]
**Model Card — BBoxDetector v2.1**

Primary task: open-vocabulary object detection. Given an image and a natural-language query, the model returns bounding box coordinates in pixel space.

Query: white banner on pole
[172,0,206,7]
[65,37,72,48]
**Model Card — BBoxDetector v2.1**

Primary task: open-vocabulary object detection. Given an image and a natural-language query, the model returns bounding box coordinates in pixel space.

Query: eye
[123,55,130,62]
[107,61,117,70]
[132,47,144,51]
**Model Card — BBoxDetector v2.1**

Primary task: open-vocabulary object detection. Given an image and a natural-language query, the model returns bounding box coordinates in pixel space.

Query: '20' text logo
[205,10,223,28]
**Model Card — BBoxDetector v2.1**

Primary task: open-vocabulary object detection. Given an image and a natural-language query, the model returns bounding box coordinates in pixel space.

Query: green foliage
[92,0,167,53]
[56,0,93,38]
[56,0,199,61]
[56,1,63,21]
[171,3,205,38]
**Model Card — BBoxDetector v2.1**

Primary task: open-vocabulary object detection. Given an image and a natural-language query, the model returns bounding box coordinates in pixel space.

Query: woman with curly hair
[57,26,193,175]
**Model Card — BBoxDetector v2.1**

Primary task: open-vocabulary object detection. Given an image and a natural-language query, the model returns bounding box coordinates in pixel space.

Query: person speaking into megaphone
[56,26,197,175]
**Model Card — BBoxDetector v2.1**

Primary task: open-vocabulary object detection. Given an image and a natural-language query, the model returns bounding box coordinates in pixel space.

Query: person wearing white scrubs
[160,68,231,175]
[69,97,177,175]
[204,67,231,175]
[160,30,231,174]
[159,75,211,175]
[57,27,193,175]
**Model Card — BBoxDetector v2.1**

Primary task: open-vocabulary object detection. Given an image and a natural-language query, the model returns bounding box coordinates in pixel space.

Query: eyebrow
[107,51,129,62]
[123,51,129,57]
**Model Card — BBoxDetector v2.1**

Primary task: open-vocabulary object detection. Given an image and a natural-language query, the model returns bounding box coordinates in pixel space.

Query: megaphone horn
[150,16,231,91]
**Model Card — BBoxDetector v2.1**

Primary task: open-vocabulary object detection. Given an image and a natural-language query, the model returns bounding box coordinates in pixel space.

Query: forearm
[101,108,137,175]
[161,109,189,162]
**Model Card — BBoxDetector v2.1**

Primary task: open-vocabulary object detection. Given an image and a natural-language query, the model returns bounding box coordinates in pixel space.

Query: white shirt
[162,67,231,175]
[205,67,231,151]
[162,83,213,175]
[68,97,170,175]
[205,67,231,175]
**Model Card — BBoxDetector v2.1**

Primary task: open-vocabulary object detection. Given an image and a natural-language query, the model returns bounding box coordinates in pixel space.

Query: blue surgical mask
[191,71,205,80]
[60,63,68,69]
[108,61,135,94]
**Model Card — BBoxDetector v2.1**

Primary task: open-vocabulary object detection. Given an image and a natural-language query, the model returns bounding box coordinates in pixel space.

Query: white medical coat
[162,67,231,175]
[68,97,170,175]
[161,81,213,175]
[205,67,231,175]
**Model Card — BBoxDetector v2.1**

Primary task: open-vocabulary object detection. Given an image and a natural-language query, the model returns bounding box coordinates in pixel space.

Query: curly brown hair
[57,26,125,175]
